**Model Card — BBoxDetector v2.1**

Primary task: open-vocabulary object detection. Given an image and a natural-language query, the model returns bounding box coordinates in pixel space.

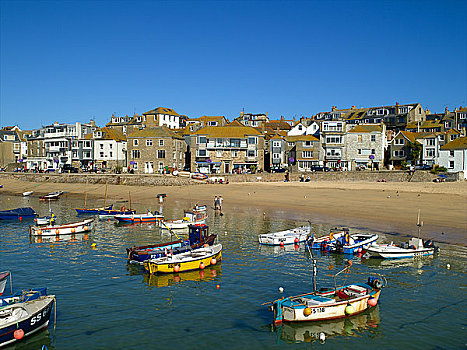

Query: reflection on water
[140,265,223,288]
[277,306,380,343]
[29,232,91,244]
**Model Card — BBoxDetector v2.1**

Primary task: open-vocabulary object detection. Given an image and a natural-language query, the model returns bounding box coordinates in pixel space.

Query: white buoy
[446,263,451,269]
[279,287,284,293]
[319,332,326,342]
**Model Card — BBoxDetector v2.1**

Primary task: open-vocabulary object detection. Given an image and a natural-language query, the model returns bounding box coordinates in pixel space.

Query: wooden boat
[39,191,64,200]
[0,207,37,220]
[127,223,217,264]
[29,218,94,236]
[30,232,90,244]
[191,172,208,180]
[258,223,311,246]
[161,211,207,230]
[307,227,349,250]
[115,211,164,223]
[75,204,114,215]
[365,211,438,259]
[267,258,386,325]
[0,286,55,348]
[192,204,207,212]
[144,244,222,274]
[22,191,34,197]
[0,272,10,296]
[34,214,55,226]
[319,233,378,254]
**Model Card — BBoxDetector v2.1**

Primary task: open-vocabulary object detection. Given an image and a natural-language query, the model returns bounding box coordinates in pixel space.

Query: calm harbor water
[1,194,466,349]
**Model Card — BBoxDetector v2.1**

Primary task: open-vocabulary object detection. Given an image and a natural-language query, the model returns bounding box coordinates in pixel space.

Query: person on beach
[214,196,219,210]
[218,196,223,211]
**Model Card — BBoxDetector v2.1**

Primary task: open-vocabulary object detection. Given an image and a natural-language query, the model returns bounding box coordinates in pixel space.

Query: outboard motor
[423,239,439,252]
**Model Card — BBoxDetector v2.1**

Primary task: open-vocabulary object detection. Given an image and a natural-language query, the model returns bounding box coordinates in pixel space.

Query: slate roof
[127,126,184,140]
[348,125,384,133]
[440,137,467,150]
[285,135,319,142]
[85,127,126,141]
[143,107,179,116]
[192,126,261,138]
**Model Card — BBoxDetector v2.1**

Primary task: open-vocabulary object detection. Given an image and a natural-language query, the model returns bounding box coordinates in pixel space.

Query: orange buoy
[55,229,60,234]
[216,284,220,289]
[84,226,89,231]
[294,237,299,244]
[280,242,284,247]
[37,237,42,243]
[347,259,353,266]
[368,297,377,307]
[19,216,22,222]
[199,262,205,270]
[211,258,217,265]
[173,265,180,273]
[37,230,42,235]
[71,228,75,233]
[303,307,312,316]
[14,329,24,340]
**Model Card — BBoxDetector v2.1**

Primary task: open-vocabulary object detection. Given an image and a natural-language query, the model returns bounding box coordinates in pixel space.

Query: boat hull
[115,213,163,223]
[161,219,206,230]
[0,296,55,348]
[366,245,434,259]
[29,219,94,236]
[144,245,222,274]
[0,207,37,220]
[259,226,311,246]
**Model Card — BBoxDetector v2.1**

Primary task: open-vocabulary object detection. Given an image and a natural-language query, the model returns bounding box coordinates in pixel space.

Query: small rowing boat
[161,211,207,230]
[29,218,94,236]
[258,223,311,246]
[39,191,64,200]
[22,191,34,197]
[144,244,222,274]
[309,231,378,254]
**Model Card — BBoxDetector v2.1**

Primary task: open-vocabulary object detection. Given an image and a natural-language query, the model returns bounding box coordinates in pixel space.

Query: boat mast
[129,191,132,210]
[312,258,317,293]
[104,181,108,208]
[417,209,423,247]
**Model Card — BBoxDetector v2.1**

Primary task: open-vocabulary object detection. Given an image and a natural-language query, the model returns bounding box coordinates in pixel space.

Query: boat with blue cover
[307,228,378,254]
[0,207,36,220]
[127,223,217,264]
[0,273,55,348]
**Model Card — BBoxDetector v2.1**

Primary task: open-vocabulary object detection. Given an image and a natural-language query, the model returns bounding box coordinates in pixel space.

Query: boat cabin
[188,223,209,246]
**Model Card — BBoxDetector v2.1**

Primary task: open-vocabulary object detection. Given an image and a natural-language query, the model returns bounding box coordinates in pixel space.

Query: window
[133,139,138,146]
[395,138,404,145]
[393,150,404,157]
[449,161,455,168]
[159,139,164,146]
[449,150,455,157]
[302,151,313,158]
[197,149,207,157]
[358,149,362,155]
[248,137,257,145]
[247,150,256,157]
[439,135,445,141]
[272,153,280,159]
[217,151,222,157]
[132,150,140,159]
[230,139,240,147]
[146,139,153,146]
[287,142,294,147]
[232,150,238,157]
[427,139,435,146]
[207,121,218,126]
[371,135,376,142]
[122,126,127,134]
[371,149,375,155]
[303,141,313,147]
[109,144,113,149]
[426,149,434,157]
[100,152,104,157]
[134,162,138,170]
[197,136,206,144]
[159,162,164,171]
[272,141,281,147]
[109,151,113,157]
[100,144,104,149]
[158,150,165,159]
[325,136,342,144]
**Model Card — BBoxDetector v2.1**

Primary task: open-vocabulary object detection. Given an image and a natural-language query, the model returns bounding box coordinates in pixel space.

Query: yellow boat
[144,244,222,274]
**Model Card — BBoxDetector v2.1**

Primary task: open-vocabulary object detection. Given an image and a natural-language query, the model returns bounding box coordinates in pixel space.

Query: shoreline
[1,177,466,246]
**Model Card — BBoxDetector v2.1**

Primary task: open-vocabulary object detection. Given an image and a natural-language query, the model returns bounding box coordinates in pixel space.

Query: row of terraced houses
[1,103,466,178]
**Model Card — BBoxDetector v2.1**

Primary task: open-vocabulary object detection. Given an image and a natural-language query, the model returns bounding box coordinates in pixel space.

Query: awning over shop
[196,161,222,165]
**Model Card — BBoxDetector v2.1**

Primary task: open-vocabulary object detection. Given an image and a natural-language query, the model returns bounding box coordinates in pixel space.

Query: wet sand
[1,177,466,246]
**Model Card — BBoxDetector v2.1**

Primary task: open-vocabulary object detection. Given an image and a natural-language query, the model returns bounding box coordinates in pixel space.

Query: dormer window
[136,117,142,122]
[94,131,102,138]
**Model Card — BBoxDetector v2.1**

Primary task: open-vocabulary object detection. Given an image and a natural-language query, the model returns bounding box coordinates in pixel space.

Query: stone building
[346,124,386,170]
[142,107,182,129]
[320,120,348,169]
[126,127,186,173]
[190,124,265,174]
[286,134,320,172]
[84,127,127,170]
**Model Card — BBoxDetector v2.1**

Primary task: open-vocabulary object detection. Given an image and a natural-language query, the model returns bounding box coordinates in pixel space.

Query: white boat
[365,210,438,259]
[329,233,379,254]
[258,223,311,246]
[29,218,94,236]
[22,191,34,197]
[115,211,164,223]
[161,211,207,230]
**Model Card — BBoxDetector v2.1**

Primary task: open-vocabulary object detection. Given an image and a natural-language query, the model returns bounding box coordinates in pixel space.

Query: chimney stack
[395,102,399,106]
[331,106,337,112]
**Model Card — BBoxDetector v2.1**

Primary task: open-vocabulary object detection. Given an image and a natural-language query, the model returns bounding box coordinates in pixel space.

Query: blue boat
[75,204,114,215]
[126,223,217,264]
[0,207,37,220]
[0,273,55,348]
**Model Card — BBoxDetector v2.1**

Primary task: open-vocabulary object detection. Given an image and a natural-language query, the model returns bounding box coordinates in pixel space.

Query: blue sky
[1,0,466,129]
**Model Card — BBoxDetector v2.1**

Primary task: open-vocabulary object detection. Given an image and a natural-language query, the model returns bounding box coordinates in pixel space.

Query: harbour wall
[0,170,457,186]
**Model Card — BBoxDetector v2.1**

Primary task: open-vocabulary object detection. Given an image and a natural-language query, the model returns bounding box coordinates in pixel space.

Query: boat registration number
[30,304,52,326]
[310,307,326,313]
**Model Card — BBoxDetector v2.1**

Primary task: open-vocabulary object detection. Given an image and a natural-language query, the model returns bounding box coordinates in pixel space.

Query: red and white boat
[161,211,207,230]
[29,218,94,236]
[115,211,164,224]
[0,271,11,296]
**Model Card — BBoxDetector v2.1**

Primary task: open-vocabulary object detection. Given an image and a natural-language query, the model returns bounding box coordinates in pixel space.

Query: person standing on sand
[214,196,218,210]
[218,196,223,211]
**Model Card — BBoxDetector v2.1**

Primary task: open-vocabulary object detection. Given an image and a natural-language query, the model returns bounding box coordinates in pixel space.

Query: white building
[438,136,467,179]
[84,127,127,169]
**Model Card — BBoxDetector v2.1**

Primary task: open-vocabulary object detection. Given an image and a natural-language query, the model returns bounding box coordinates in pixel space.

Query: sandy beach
[1,177,466,246]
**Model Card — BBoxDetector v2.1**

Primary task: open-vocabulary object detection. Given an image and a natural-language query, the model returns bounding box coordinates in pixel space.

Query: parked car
[44,167,56,173]
[61,164,79,173]
[415,164,432,170]
[310,166,331,172]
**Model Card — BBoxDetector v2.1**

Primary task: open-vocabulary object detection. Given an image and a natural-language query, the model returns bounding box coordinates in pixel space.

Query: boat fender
[14,329,24,340]
[211,258,217,265]
[303,307,312,316]
[173,265,180,273]
[345,303,355,315]
[199,262,205,270]
[55,229,60,235]
[345,233,350,244]
[368,297,378,307]
[294,237,299,244]
[373,279,383,289]
[329,232,334,241]
[84,226,89,231]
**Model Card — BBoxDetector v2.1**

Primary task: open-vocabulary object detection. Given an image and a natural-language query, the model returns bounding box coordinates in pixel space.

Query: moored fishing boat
[161,211,207,230]
[258,223,311,246]
[144,244,222,274]
[321,233,378,254]
[115,211,164,223]
[22,191,34,197]
[306,227,349,250]
[0,272,10,296]
[75,204,114,215]
[267,259,386,325]
[29,218,94,236]
[39,191,64,201]
[0,273,56,348]
[127,223,217,264]
[0,207,36,221]
[34,213,55,226]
